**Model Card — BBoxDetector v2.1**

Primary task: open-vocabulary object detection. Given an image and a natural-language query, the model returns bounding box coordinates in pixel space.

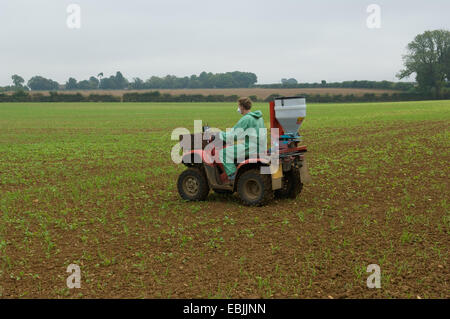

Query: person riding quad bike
[219,97,266,183]
[177,96,310,206]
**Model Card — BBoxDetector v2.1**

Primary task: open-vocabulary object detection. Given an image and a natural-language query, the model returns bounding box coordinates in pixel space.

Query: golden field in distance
[11,88,401,100]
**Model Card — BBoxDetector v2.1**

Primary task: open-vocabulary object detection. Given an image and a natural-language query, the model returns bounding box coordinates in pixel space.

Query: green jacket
[220,110,266,155]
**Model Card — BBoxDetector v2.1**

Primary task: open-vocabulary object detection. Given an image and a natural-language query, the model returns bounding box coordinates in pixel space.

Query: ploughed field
[0,100,448,298]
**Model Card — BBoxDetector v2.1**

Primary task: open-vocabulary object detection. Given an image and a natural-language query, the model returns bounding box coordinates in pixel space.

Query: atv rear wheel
[237,169,273,206]
[177,168,210,201]
[274,167,303,199]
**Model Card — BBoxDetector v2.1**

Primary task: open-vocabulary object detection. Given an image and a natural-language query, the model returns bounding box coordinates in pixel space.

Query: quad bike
[177,96,311,206]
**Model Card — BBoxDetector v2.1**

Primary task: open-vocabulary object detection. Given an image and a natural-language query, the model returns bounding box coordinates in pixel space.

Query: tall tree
[89,76,99,89]
[99,72,129,89]
[114,71,128,89]
[397,29,450,97]
[27,76,60,91]
[11,74,25,89]
[129,77,145,90]
[65,77,78,90]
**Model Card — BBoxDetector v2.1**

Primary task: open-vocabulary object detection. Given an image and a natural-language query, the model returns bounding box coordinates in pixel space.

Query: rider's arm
[219,116,249,142]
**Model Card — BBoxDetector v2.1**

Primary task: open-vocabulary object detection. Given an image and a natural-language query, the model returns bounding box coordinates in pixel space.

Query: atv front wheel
[237,169,273,206]
[177,168,210,201]
[274,167,303,199]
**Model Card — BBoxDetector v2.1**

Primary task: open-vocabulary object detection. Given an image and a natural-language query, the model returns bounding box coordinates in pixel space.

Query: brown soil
[0,121,448,299]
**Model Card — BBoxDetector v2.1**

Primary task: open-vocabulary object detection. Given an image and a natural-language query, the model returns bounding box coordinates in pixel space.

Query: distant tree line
[257,80,416,91]
[0,91,121,102]
[264,91,450,103]
[1,90,448,103]
[122,92,241,102]
[0,72,423,92]
[0,71,259,92]
[66,76,100,90]
[130,71,258,89]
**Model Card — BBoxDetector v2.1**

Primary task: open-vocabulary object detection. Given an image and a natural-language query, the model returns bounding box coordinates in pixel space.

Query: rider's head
[237,97,252,115]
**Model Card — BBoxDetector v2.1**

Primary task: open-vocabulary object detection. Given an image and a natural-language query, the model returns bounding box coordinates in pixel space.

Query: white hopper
[274,97,306,134]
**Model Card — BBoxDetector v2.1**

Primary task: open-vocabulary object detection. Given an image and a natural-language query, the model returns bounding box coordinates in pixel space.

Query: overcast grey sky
[0,0,449,86]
